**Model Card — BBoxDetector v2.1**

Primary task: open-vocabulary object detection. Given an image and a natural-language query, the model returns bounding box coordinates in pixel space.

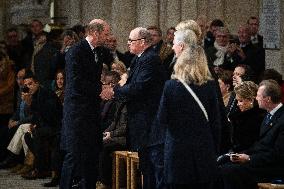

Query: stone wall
[0,0,282,74]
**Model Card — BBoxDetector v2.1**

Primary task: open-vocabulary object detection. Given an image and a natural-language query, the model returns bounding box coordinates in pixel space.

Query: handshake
[100,85,115,101]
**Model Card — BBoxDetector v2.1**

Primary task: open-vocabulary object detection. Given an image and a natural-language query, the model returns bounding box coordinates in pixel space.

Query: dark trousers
[24,127,61,172]
[139,148,156,189]
[60,148,100,189]
[0,114,16,161]
[220,162,284,189]
[98,141,125,186]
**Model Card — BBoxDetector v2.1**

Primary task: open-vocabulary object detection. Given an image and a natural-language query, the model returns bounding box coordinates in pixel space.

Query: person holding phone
[221,80,284,189]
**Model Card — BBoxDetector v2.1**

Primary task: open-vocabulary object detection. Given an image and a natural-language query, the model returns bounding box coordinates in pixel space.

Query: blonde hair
[111,60,127,75]
[172,45,213,85]
[176,20,202,40]
[234,81,258,100]
[174,29,198,47]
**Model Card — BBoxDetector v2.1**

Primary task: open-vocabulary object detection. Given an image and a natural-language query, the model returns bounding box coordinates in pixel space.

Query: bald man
[61,19,110,189]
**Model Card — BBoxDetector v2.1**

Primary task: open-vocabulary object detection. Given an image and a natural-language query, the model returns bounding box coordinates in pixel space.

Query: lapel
[127,56,140,82]
[82,39,96,64]
[259,106,284,137]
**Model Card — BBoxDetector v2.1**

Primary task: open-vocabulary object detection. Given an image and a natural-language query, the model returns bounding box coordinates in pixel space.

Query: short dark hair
[71,24,86,35]
[6,27,18,34]
[237,64,255,82]
[260,69,283,85]
[218,70,233,91]
[259,79,282,104]
[167,27,176,34]
[210,19,224,27]
[147,26,162,36]
[31,19,43,27]
[105,71,121,84]
[23,69,39,82]
[247,16,259,24]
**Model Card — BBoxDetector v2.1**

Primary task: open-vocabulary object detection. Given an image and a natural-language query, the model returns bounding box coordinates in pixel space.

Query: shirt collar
[86,37,95,51]
[269,103,283,116]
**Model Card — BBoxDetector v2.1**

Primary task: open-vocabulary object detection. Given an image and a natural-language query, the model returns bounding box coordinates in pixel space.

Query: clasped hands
[100,84,114,101]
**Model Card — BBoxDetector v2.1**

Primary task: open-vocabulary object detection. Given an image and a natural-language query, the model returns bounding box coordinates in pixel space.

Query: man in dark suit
[247,16,263,48]
[221,79,284,189]
[60,19,111,189]
[101,27,166,189]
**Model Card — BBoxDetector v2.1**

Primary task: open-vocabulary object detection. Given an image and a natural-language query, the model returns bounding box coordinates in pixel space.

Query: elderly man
[221,79,284,189]
[61,19,110,189]
[101,27,166,189]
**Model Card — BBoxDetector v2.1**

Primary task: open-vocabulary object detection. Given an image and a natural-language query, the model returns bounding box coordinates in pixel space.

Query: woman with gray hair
[153,44,222,189]
[167,29,198,78]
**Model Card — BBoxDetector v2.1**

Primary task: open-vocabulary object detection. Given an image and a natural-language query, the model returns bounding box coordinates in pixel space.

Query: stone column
[68,0,82,25]
[136,0,159,27]
[181,0,197,21]
[0,1,5,40]
[81,0,112,24]
[111,0,136,52]
[164,0,181,29]
[207,0,224,21]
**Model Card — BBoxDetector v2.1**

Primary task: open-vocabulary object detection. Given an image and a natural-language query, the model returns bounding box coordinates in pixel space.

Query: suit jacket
[114,46,166,151]
[240,42,265,77]
[230,106,265,152]
[61,39,104,152]
[243,105,284,174]
[30,86,62,130]
[156,79,222,184]
[32,42,57,90]
[205,46,241,71]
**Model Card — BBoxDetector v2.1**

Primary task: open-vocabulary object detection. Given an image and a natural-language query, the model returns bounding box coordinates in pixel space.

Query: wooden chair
[112,151,129,189]
[128,152,140,189]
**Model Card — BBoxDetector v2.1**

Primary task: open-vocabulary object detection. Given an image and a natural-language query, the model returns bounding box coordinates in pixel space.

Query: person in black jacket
[20,72,62,180]
[229,81,265,152]
[221,80,284,189]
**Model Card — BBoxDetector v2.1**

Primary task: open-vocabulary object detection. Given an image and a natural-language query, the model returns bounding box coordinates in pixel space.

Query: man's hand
[100,85,114,100]
[8,120,18,129]
[230,153,250,163]
[103,132,111,141]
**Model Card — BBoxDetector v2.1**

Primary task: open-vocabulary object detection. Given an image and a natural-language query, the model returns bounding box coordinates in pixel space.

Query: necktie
[263,113,272,126]
[93,48,98,63]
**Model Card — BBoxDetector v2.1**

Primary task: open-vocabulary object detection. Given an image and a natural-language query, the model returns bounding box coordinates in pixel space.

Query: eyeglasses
[128,38,145,43]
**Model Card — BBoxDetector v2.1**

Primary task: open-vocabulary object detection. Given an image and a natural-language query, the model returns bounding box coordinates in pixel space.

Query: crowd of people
[0,15,283,189]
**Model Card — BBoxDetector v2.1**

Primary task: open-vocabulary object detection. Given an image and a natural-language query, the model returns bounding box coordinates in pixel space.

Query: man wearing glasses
[101,27,166,189]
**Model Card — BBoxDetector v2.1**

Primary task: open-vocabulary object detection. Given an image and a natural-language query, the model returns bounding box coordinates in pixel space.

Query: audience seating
[112,151,141,189]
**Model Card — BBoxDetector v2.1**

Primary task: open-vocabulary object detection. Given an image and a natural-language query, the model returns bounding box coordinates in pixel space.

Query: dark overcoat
[156,79,222,184]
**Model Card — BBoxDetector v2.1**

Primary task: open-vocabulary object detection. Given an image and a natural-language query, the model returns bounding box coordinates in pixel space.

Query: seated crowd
[0,15,283,189]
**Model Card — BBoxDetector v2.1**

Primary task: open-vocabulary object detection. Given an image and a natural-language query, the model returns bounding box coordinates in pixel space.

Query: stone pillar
[181,0,197,21]
[0,0,5,40]
[207,0,224,21]
[136,0,159,27]
[164,0,181,29]
[111,0,136,52]
[68,0,82,25]
[82,0,112,24]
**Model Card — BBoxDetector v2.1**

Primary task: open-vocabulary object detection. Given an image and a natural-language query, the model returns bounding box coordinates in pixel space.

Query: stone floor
[0,169,59,189]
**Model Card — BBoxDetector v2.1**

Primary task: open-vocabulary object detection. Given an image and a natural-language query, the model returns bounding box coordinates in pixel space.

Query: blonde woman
[153,45,222,189]
[229,81,265,152]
